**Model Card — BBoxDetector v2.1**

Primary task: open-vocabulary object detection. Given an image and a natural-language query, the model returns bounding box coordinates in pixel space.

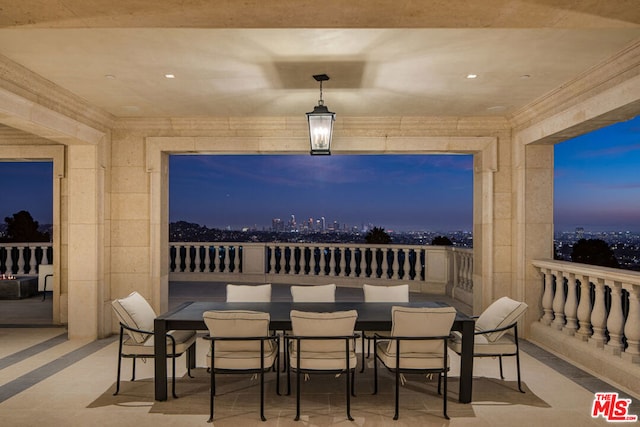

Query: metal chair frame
[114,322,195,398]
[203,334,280,422]
[373,333,453,420]
[285,334,359,421]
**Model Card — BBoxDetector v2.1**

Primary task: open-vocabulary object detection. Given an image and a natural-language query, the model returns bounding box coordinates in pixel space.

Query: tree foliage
[571,238,619,268]
[431,236,453,246]
[2,210,50,242]
[365,226,392,244]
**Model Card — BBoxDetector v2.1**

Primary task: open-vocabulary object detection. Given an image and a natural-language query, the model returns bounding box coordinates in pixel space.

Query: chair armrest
[374,334,453,341]
[285,334,360,341]
[203,335,279,343]
[474,321,517,335]
[118,322,154,337]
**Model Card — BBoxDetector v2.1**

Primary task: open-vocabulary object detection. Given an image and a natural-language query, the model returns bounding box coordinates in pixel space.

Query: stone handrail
[169,241,473,299]
[532,259,640,363]
[0,243,53,275]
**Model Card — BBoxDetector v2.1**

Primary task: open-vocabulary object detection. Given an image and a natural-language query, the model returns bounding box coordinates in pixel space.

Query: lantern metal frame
[306,74,335,155]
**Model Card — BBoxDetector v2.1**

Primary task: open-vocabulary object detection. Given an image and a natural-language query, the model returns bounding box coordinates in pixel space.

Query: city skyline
[1,115,639,232]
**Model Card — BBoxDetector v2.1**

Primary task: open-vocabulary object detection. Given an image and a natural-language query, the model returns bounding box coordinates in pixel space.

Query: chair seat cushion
[121,330,197,356]
[289,345,358,371]
[448,331,517,355]
[207,341,278,370]
[376,341,449,370]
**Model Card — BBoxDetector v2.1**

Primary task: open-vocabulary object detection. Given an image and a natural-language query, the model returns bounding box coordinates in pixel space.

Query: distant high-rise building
[272,218,283,232]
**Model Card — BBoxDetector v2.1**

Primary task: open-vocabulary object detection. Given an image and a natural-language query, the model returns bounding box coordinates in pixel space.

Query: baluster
[175,245,183,272]
[541,268,554,325]
[605,281,625,355]
[5,247,13,274]
[589,279,607,348]
[29,246,37,274]
[204,246,212,272]
[283,245,290,275]
[392,248,400,280]
[41,245,49,265]
[193,245,202,272]
[576,275,593,341]
[461,253,469,289]
[221,246,228,272]
[302,247,309,275]
[328,246,336,276]
[17,246,25,274]
[341,247,348,277]
[552,270,566,330]
[563,273,578,335]
[185,245,193,272]
[622,285,640,363]
[270,245,277,274]
[169,246,174,272]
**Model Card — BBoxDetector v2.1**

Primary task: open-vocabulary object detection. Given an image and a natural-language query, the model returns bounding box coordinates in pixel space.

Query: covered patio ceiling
[0,1,638,121]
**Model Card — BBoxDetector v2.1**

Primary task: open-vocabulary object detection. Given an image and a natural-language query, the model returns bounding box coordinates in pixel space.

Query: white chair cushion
[449,331,518,355]
[226,283,272,302]
[121,329,197,356]
[203,310,276,370]
[112,291,157,343]
[376,341,450,370]
[475,297,528,343]
[385,306,457,354]
[290,310,357,353]
[363,284,409,302]
[289,309,358,371]
[290,284,336,302]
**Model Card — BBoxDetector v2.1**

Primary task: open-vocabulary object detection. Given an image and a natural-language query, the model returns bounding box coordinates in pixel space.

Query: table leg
[154,318,168,401]
[458,320,474,403]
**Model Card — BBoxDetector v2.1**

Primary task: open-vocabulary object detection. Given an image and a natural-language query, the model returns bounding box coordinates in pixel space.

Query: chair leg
[114,331,124,396]
[295,367,301,421]
[393,368,400,420]
[260,369,266,421]
[131,358,136,382]
[346,369,354,421]
[499,355,504,379]
[172,354,177,399]
[360,332,366,373]
[208,367,215,422]
[443,369,449,420]
[114,355,122,396]
[515,327,524,393]
[373,341,378,395]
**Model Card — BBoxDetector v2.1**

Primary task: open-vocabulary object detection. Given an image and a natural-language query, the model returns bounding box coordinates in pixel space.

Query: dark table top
[156,301,473,331]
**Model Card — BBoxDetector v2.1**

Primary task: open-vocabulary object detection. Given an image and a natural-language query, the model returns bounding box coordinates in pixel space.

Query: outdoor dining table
[153,300,475,403]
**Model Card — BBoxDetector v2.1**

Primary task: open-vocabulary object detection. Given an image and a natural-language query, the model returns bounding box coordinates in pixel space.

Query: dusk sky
[1,115,638,232]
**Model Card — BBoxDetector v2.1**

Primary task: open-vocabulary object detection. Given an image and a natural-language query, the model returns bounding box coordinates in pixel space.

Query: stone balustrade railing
[0,243,53,275]
[532,259,640,364]
[169,241,473,300]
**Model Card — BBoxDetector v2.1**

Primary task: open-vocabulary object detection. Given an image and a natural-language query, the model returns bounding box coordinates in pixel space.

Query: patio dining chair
[203,310,280,422]
[226,283,272,302]
[448,296,528,392]
[360,284,409,372]
[373,306,457,420]
[111,291,197,398]
[287,309,359,421]
[290,283,336,302]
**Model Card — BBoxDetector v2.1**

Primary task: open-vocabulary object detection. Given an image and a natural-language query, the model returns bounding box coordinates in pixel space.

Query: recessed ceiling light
[466,74,478,79]
[520,74,531,79]
[104,74,116,80]
[165,74,176,79]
